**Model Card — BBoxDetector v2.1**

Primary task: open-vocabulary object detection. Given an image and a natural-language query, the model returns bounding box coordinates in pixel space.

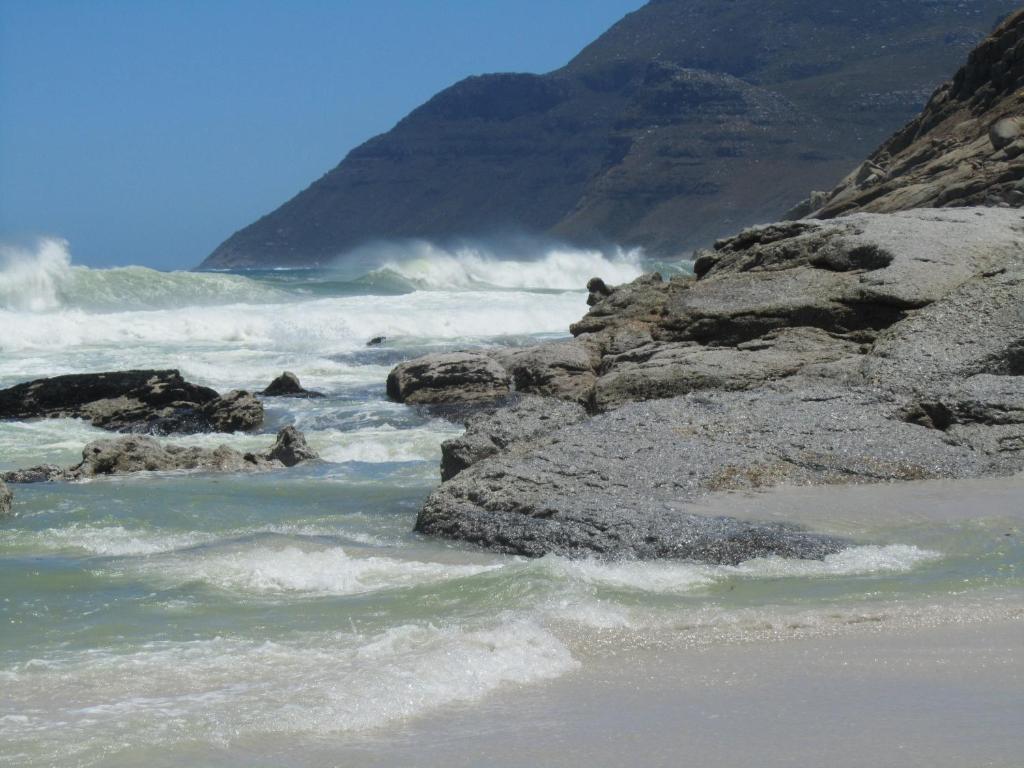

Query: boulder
[0,370,264,435]
[260,371,324,398]
[0,480,11,517]
[386,352,510,404]
[990,117,1022,151]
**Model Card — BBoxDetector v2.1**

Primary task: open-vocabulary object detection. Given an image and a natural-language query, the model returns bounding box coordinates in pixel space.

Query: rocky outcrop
[386,353,511,405]
[261,372,324,398]
[0,370,264,435]
[201,1,1017,268]
[809,8,1024,217]
[440,395,588,481]
[0,479,11,517]
[2,426,318,483]
[398,207,1024,560]
[416,382,1006,560]
[391,208,1024,412]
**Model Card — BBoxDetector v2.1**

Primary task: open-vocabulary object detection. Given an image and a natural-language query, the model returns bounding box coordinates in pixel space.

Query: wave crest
[361,241,644,291]
[0,239,284,312]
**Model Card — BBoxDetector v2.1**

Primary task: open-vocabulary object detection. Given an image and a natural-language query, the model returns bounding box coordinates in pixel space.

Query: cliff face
[202,0,1019,268]
[811,7,1024,217]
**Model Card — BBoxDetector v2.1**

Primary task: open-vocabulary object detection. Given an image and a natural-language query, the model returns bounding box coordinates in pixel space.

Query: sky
[0,0,643,270]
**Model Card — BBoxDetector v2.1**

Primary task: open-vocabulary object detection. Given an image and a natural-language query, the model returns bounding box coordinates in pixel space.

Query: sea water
[0,240,1021,766]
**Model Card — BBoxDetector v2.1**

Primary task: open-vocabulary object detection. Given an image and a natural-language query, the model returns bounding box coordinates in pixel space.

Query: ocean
[1,240,1021,767]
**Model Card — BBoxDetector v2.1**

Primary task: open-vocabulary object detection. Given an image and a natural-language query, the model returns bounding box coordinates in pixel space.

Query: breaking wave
[0,238,285,312]
[361,241,644,290]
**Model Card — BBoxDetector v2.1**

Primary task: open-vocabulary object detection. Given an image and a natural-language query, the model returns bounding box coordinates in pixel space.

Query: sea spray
[362,241,645,290]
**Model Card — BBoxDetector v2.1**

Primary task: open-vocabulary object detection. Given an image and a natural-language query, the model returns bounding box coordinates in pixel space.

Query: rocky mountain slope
[201,0,1018,268]
[807,7,1024,216]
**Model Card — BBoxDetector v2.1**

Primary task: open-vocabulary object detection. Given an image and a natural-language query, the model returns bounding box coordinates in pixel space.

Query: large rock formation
[2,426,318,483]
[808,8,1024,217]
[396,207,1024,560]
[0,370,264,435]
[201,0,1017,268]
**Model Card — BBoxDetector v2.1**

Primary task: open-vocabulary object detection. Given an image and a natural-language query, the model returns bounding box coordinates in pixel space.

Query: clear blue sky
[0,0,643,269]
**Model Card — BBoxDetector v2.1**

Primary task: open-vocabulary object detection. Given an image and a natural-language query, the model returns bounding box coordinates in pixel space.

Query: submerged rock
[2,427,319,483]
[0,479,11,517]
[260,371,324,398]
[0,370,264,435]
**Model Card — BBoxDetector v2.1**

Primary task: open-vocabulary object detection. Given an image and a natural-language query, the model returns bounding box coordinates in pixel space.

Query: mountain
[809,7,1024,217]
[201,0,1019,269]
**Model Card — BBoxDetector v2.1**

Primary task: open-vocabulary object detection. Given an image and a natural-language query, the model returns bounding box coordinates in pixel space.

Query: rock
[440,395,588,481]
[593,328,862,410]
[0,465,67,483]
[586,277,612,306]
[990,117,1022,151]
[200,391,264,433]
[0,480,11,517]
[262,425,318,467]
[260,371,324,398]
[4,427,320,482]
[492,340,600,406]
[409,203,1024,560]
[367,336,387,346]
[814,10,1024,216]
[417,383,1007,561]
[0,370,264,435]
[386,352,510,404]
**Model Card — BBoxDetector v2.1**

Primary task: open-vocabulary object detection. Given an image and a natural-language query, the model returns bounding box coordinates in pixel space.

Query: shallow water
[0,242,1021,766]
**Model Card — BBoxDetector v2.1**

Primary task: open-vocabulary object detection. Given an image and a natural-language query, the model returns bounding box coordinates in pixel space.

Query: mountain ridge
[202,0,1019,269]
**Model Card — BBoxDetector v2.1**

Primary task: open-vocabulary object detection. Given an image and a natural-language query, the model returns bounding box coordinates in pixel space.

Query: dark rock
[199,391,264,433]
[0,480,11,517]
[261,371,324,398]
[0,465,67,483]
[586,277,612,306]
[386,352,510,405]
[263,425,319,467]
[0,370,264,435]
[367,336,387,347]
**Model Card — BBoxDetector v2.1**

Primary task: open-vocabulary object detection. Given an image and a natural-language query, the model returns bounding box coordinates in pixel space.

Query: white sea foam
[135,543,503,596]
[0,524,216,557]
[0,289,586,354]
[0,619,577,764]
[539,545,941,595]
[369,241,644,290]
[314,422,459,464]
